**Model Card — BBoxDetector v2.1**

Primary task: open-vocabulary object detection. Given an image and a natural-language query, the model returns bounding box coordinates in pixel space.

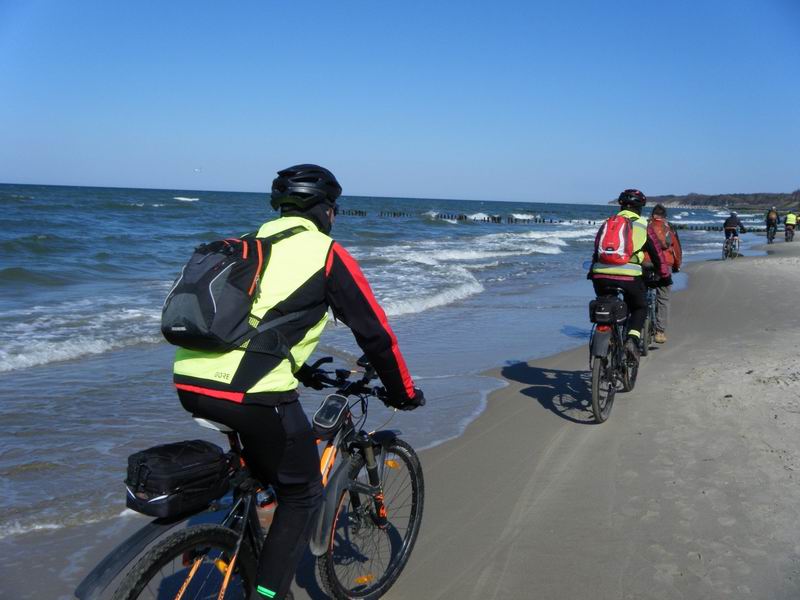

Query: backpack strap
[233,224,318,366]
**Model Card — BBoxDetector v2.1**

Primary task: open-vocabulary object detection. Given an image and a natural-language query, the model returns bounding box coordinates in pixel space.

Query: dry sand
[5,243,800,599]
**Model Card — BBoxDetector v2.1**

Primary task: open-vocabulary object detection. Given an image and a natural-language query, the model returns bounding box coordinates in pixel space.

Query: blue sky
[1,0,798,203]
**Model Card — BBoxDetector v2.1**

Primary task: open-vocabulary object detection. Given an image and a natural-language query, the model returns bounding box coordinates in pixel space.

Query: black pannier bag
[161,227,306,352]
[125,440,231,518]
[589,296,628,324]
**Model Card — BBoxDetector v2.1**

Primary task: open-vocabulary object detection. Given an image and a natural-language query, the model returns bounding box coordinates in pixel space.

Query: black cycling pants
[593,277,647,338]
[178,391,323,600]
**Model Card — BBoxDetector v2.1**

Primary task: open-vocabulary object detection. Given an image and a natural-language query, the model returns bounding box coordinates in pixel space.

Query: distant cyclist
[723,211,746,239]
[590,189,670,362]
[785,210,797,241]
[765,206,780,242]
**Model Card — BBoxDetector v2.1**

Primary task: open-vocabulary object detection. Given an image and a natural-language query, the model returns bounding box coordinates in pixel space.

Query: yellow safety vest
[173,216,332,397]
[786,213,797,226]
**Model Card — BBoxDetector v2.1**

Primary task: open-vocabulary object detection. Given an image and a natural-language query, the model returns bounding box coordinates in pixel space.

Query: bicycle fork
[350,433,388,529]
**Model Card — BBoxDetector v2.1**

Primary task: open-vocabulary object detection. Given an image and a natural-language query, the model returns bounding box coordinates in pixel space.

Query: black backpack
[161,226,308,352]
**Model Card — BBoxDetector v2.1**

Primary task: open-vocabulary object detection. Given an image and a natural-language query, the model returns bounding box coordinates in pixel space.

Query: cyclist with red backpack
[589,189,671,362]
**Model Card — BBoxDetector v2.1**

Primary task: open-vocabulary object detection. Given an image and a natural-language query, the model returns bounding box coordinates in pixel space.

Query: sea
[0,183,765,545]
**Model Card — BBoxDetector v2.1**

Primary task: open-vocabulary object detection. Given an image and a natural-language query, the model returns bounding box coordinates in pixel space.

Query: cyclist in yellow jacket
[174,164,424,600]
[590,189,670,362]
[785,210,797,241]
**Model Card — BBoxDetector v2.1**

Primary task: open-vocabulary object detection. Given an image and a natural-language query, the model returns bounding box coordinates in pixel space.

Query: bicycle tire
[591,358,616,423]
[622,351,638,392]
[112,524,257,600]
[641,316,650,357]
[318,438,424,600]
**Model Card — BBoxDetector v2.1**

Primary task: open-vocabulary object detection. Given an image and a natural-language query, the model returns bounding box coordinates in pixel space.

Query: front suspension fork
[351,433,388,528]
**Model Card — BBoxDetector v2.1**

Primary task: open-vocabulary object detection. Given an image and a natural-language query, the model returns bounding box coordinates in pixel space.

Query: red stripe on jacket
[175,383,244,403]
[328,243,416,399]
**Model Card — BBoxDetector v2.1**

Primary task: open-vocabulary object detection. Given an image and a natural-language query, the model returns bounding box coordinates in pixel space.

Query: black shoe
[625,337,640,363]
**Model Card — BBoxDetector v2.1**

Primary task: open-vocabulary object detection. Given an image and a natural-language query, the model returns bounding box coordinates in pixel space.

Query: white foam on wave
[0,298,163,373]
[0,334,162,373]
[511,213,539,220]
[174,197,199,202]
[467,212,490,220]
[432,246,562,260]
[0,521,64,539]
[382,278,484,316]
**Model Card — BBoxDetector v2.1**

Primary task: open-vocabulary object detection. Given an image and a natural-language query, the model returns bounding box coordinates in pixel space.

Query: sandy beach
[382,241,800,600]
[4,241,799,599]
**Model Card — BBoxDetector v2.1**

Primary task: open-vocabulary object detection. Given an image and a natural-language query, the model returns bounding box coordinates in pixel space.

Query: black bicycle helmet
[618,188,647,208]
[270,164,342,211]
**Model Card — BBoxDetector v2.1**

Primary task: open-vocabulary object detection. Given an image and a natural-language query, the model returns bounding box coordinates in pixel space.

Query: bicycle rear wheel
[112,524,256,600]
[622,349,639,392]
[591,357,616,423]
[318,439,424,600]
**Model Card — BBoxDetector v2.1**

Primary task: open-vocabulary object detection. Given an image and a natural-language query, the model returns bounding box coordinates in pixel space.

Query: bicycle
[588,290,638,423]
[786,226,795,243]
[75,357,424,600]
[767,224,777,244]
[722,234,740,260]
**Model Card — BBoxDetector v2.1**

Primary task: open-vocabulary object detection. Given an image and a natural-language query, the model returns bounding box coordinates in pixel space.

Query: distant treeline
[608,190,800,210]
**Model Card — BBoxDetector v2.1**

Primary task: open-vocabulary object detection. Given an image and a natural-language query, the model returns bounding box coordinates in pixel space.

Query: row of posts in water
[336,210,769,232]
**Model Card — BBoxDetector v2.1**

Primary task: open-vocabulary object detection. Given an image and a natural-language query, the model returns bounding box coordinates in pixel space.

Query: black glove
[380,387,425,411]
[295,364,325,390]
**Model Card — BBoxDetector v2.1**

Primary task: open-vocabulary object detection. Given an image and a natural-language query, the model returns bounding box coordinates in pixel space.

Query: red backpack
[595,215,635,266]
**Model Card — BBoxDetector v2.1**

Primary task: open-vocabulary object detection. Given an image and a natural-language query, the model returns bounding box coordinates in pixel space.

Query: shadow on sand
[501,361,595,424]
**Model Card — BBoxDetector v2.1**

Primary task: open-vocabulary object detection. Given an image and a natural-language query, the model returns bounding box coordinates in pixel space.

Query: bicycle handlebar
[305,357,384,398]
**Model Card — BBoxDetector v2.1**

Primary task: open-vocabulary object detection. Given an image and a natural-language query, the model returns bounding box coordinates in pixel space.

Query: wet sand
[6,242,800,599]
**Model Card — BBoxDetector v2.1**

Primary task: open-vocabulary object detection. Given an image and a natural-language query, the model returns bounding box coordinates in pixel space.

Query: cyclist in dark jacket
[174,164,424,600]
[723,212,747,238]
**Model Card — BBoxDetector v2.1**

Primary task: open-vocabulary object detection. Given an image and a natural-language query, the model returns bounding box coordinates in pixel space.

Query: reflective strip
[256,586,276,598]
[592,261,643,276]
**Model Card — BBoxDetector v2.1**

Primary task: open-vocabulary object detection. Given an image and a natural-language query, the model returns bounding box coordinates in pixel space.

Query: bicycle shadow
[501,361,595,425]
[295,549,328,598]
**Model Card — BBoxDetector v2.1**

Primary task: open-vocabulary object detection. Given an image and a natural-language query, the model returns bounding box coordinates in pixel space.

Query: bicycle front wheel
[591,357,616,423]
[318,438,424,600]
[112,524,256,600]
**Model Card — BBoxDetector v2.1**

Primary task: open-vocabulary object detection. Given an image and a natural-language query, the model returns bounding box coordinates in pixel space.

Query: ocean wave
[0,298,163,372]
[382,278,484,316]
[432,246,562,260]
[0,233,82,256]
[511,213,539,220]
[174,197,199,202]
[0,266,73,287]
[0,506,139,540]
[0,334,162,373]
